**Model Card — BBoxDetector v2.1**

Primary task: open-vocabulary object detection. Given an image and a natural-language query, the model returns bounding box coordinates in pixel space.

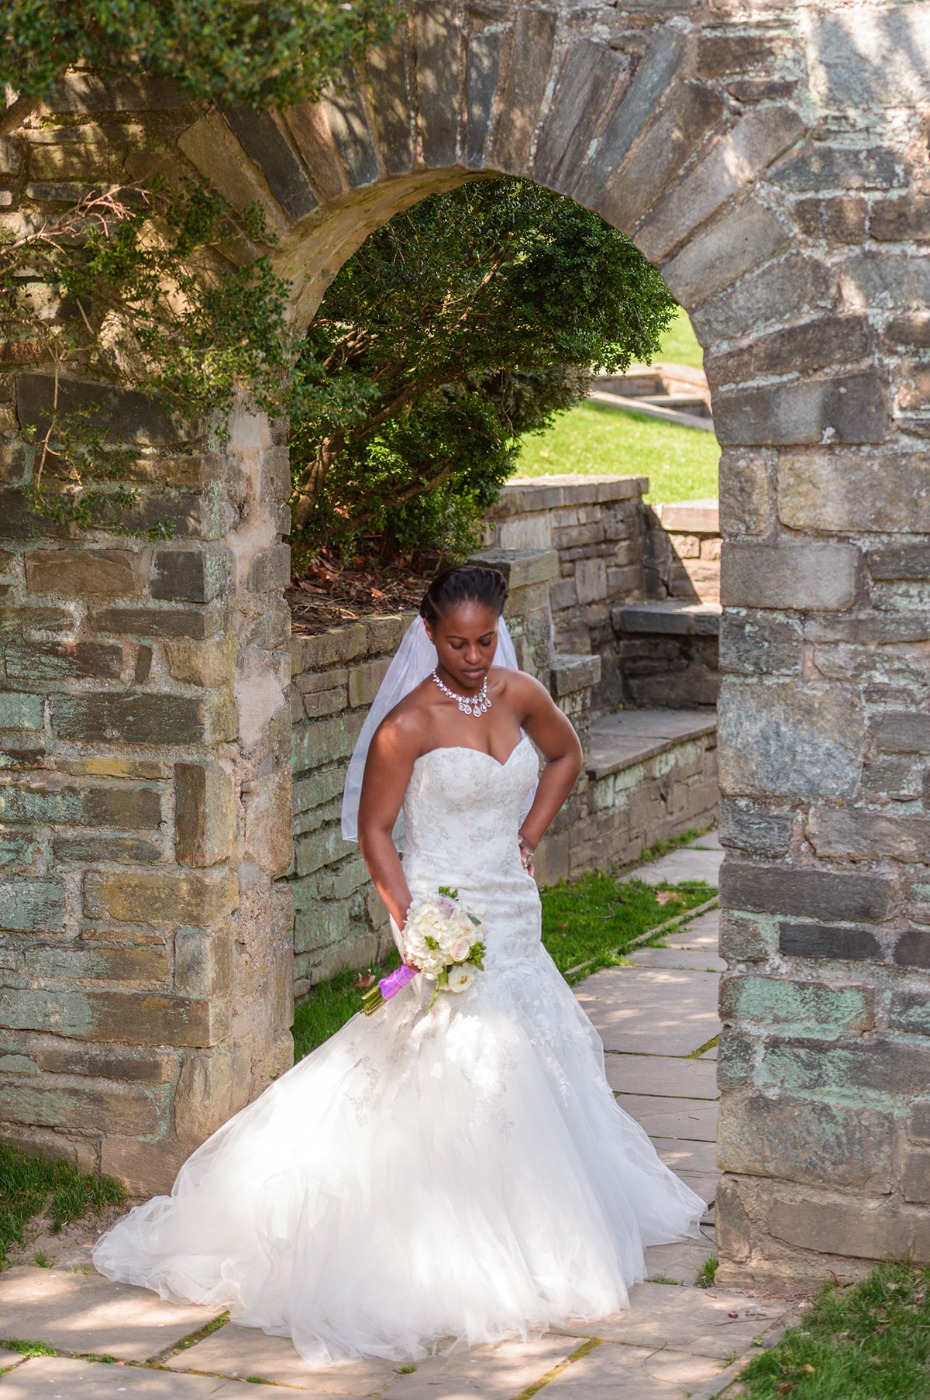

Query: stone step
[535,705,718,887]
[467,545,558,589]
[653,499,720,534]
[549,651,601,696]
[612,600,721,637]
[644,499,721,613]
[638,393,713,418]
[585,707,717,781]
[594,361,710,399]
[596,371,664,396]
[589,388,716,432]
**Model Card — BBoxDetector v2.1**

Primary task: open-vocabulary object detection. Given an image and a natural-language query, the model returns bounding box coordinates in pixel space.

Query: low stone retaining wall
[481,479,723,711]
[545,711,718,884]
[612,601,721,709]
[645,500,721,603]
[612,500,722,709]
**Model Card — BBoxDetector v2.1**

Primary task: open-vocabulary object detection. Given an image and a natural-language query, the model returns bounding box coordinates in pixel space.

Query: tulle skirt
[92,942,705,1366]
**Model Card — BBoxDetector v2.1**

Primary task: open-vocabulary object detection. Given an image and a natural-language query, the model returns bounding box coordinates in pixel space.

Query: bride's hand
[518,834,535,877]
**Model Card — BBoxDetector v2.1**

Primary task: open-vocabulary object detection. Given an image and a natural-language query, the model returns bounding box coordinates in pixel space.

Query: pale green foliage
[0,1,404,108]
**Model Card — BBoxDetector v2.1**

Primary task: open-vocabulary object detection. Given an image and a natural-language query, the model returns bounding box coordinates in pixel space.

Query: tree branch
[0,94,41,138]
[349,460,454,534]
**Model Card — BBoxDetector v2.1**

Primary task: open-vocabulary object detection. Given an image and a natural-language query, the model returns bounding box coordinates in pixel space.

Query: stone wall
[613,500,722,708]
[481,479,723,711]
[289,614,413,999]
[561,711,718,885]
[644,501,720,604]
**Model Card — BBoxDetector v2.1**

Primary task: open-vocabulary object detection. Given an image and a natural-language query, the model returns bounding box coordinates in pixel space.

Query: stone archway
[1,0,929,1292]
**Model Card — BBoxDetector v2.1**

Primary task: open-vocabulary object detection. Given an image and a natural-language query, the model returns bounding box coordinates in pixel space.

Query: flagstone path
[0,832,797,1399]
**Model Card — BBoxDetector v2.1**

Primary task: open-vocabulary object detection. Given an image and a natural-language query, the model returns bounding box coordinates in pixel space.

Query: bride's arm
[508,672,584,853]
[357,718,417,935]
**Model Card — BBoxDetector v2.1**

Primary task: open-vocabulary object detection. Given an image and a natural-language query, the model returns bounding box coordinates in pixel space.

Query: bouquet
[362,886,486,1015]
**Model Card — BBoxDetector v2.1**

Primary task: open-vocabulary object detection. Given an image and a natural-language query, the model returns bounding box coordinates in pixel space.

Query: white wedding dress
[93,737,705,1364]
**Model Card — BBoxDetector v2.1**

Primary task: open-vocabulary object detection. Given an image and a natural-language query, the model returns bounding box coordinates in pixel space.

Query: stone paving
[0,834,796,1398]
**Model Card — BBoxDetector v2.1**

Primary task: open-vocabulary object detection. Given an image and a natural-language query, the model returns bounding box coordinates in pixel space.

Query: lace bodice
[402,735,538,884]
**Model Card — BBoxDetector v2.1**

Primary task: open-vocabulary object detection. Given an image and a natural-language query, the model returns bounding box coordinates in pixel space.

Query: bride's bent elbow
[358,823,395,868]
[564,738,584,782]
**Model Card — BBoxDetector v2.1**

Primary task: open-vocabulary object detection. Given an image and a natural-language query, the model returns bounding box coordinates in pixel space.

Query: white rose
[449,936,472,963]
[446,965,475,994]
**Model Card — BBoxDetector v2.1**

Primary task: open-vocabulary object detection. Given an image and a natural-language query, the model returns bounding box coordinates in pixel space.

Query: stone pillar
[712,261,930,1283]
[0,384,294,1192]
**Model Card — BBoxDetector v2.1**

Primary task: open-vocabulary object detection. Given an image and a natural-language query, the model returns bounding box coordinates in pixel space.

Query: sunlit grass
[738,1263,930,1399]
[541,874,714,984]
[656,305,705,369]
[1,1339,57,1358]
[512,305,717,502]
[291,952,401,1060]
[514,401,719,504]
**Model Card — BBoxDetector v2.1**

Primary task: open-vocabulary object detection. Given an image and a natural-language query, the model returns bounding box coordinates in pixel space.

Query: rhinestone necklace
[431,668,492,717]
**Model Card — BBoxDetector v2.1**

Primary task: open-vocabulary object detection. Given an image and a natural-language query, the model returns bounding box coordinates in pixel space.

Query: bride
[93,563,705,1365]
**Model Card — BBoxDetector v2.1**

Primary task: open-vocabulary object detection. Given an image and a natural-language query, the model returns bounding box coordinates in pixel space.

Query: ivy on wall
[1,179,294,534]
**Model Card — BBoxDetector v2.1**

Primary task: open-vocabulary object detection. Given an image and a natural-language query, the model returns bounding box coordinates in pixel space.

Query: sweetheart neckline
[413,734,531,771]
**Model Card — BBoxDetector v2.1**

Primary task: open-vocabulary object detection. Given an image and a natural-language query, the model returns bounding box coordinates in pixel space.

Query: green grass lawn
[292,953,402,1060]
[738,1263,930,1399]
[514,401,719,503]
[655,305,705,370]
[540,873,713,984]
[512,306,719,503]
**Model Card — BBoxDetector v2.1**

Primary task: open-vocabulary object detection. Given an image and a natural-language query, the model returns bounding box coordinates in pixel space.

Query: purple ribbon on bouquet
[361,962,417,1015]
[379,963,417,999]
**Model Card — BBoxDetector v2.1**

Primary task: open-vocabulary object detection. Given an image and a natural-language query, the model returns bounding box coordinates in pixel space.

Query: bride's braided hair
[420,565,508,624]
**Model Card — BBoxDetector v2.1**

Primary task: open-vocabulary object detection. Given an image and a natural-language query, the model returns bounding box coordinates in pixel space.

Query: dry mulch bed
[287,551,436,636]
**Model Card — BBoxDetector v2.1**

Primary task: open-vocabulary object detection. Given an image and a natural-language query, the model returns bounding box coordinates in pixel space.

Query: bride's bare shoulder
[370,679,437,760]
[492,667,549,706]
